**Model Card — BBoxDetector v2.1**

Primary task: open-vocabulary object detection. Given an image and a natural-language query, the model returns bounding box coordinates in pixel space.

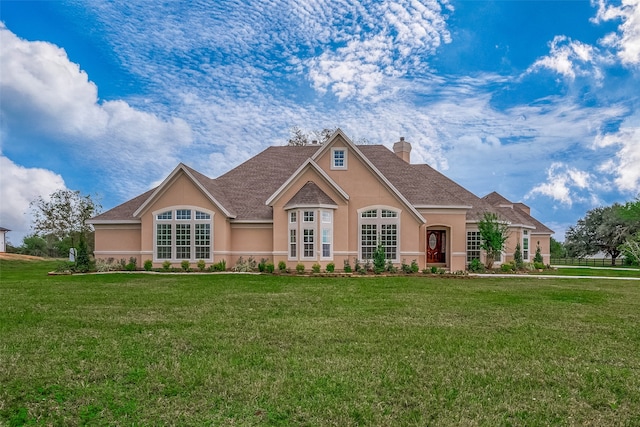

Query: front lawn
[1,259,639,425]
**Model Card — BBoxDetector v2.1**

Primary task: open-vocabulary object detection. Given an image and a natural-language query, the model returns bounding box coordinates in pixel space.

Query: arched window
[153,207,213,262]
[358,207,400,262]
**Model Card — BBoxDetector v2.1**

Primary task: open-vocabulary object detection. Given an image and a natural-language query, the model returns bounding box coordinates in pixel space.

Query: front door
[427,230,446,263]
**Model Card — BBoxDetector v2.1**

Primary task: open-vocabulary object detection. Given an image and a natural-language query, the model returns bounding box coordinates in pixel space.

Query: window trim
[153,206,214,263]
[331,147,347,170]
[358,206,400,263]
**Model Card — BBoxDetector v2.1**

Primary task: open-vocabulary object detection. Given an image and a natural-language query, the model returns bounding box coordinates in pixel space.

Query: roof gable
[265,159,349,207]
[132,163,235,218]
[284,181,338,209]
[312,130,426,224]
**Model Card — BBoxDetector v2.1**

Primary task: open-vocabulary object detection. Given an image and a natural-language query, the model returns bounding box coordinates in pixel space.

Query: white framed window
[331,148,347,170]
[303,210,315,222]
[153,207,213,262]
[523,230,530,260]
[290,211,297,223]
[358,207,400,262]
[289,229,297,259]
[303,229,315,258]
[321,210,333,259]
[467,231,481,263]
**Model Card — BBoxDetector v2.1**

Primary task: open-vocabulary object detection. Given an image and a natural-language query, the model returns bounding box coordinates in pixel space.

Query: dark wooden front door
[427,230,446,263]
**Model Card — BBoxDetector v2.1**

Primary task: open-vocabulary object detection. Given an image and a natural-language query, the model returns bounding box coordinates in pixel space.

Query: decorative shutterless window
[289,229,297,258]
[331,148,347,170]
[303,229,315,258]
[467,231,481,262]
[290,211,297,223]
[303,210,314,222]
[153,207,213,262]
[359,207,400,262]
[321,210,333,259]
[523,230,530,260]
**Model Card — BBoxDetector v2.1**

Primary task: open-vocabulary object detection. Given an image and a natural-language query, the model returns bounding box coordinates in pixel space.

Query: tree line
[558,198,640,265]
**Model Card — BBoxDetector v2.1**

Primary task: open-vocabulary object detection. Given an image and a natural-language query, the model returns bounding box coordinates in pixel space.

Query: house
[89,130,553,271]
[0,227,9,253]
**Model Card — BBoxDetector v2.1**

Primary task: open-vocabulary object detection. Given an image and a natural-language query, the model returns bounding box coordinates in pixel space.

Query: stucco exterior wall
[421,209,468,272]
[93,224,142,264]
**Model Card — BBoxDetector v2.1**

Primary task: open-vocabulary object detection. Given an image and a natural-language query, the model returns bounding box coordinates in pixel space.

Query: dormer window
[331,148,347,170]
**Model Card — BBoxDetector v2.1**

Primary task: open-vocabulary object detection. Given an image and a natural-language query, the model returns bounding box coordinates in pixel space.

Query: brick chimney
[393,137,411,163]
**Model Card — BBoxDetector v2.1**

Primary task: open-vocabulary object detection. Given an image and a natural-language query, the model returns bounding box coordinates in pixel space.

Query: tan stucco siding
[229,223,273,265]
[137,172,230,265]
[93,224,142,263]
[421,210,468,272]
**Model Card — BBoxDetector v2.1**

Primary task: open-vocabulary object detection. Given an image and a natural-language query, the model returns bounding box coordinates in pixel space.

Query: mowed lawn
[1,260,639,426]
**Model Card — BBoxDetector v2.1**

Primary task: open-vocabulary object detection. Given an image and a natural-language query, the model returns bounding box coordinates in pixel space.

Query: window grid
[381,210,397,218]
[303,229,315,258]
[195,224,210,259]
[523,231,529,260]
[467,231,481,262]
[290,229,297,258]
[157,211,172,220]
[333,149,345,168]
[195,211,211,220]
[303,211,315,222]
[322,211,332,223]
[361,224,377,260]
[380,224,397,260]
[290,211,297,223]
[176,224,191,259]
[176,209,191,220]
[322,228,331,258]
[156,224,172,259]
[361,210,378,218]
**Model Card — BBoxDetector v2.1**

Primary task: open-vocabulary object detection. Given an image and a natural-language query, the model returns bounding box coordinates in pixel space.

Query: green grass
[1,259,640,426]
[541,267,640,278]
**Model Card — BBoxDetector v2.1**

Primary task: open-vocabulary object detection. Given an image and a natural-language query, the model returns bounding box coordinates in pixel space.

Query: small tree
[514,242,524,270]
[477,212,510,269]
[533,242,544,264]
[373,242,386,274]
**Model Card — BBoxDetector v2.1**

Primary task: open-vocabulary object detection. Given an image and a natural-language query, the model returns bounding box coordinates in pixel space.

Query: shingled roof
[90,141,551,235]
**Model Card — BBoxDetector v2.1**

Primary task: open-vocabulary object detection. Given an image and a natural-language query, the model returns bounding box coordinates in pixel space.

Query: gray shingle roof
[284,181,337,208]
[91,143,551,234]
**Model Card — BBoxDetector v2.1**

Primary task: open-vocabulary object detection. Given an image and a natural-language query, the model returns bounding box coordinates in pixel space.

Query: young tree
[30,189,101,250]
[620,232,640,266]
[513,242,524,270]
[477,212,510,269]
[565,203,636,265]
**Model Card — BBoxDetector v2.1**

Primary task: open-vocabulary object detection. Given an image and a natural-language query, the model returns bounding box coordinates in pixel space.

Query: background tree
[620,232,640,265]
[565,203,637,265]
[549,237,567,259]
[477,212,510,269]
[30,189,101,255]
[287,126,337,146]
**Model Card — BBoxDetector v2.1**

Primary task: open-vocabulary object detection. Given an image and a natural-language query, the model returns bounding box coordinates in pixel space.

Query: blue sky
[1,0,639,244]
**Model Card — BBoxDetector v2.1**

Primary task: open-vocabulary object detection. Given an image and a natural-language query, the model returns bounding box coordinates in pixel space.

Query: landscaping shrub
[411,259,419,273]
[468,258,484,273]
[343,259,352,273]
[232,257,256,272]
[197,259,206,272]
[211,259,227,272]
[296,263,305,274]
[143,259,153,271]
[181,260,191,272]
[373,243,386,274]
[326,262,335,273]
[125,257,137,271]
[162,260,171,271]
[265,263,275,273]
[312,263,321,273]
[278,260,287,272]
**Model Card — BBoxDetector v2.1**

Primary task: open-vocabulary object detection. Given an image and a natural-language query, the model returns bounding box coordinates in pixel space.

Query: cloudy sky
[1,0,639,244]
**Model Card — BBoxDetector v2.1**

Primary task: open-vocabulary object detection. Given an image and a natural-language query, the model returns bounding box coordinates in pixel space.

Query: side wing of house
[90,164,234,268]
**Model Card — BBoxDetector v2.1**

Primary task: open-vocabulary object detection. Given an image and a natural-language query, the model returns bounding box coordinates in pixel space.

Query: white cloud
[593,0,640,65]
[305,0,452,100]
[0,155,66,244]
[594,126,640,193]
[525,162,598,207]
[0,24,193,200]
[527,35,605,81]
